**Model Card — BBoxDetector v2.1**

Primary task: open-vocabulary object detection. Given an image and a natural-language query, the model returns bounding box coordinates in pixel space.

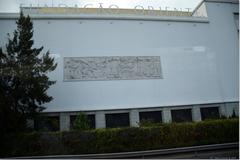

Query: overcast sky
[0,0,202,13]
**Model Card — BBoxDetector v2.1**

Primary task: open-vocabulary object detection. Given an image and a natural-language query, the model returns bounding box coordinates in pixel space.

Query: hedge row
[1,118,239,157]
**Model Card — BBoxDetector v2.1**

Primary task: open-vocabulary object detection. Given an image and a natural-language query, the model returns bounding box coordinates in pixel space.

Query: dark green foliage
[138,119,162,127]
[231,110,238,118]
[72,112,90,131]
[220,109,238,119]
[34,116,59,132]
[220,115,227,119]
[1,119,238,157]
[0,12,57,133]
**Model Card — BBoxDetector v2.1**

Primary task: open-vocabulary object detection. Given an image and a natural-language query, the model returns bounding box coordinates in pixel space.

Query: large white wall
[0,1,238,112]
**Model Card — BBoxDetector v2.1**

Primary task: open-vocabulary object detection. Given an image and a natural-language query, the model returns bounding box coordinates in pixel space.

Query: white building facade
[0,0,239,131]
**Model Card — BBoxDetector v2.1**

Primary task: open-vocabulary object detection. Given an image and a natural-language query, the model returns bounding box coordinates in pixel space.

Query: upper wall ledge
[205,0,239,4]
[0,13,209,23]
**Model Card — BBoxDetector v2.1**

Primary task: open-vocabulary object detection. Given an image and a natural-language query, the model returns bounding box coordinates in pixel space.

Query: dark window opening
[139,111,162,123]
[106,113,130,128]
[234,13,239,33]
[70,114,95,129]
[34,116,59,131]
[200,107,220,120]
[171,109,192,123]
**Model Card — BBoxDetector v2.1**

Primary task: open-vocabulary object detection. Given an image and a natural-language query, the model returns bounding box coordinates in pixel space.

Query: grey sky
[0,0,202,13]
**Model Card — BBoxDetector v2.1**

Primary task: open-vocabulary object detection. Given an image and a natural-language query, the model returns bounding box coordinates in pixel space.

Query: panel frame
[63,56,163,81]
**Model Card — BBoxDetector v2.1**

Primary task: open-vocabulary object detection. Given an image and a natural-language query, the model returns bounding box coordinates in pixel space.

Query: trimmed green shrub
[72,112,90,131]
[138,119,163,127]
[1,118,238,157]
[231,110,238,118]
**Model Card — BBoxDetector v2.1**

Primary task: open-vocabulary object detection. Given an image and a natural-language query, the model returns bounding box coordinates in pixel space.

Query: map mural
[64,56,162,81]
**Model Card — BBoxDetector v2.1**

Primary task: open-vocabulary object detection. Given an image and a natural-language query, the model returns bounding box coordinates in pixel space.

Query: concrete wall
[0,1,238,112]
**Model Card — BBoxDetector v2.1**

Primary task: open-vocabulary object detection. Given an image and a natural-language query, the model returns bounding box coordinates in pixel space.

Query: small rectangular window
[139,111,162,123]
[234,13,239,32]
[171,109,192,123]
[200,107,220,120]
[105,113,130,128]
[34,116,60,131]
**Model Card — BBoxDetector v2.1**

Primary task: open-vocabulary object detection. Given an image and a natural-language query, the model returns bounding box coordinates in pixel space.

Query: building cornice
[0,13,209,23]
[204,0,239,4]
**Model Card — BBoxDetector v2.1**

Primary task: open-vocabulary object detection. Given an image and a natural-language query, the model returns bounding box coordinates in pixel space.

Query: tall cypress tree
[0,11,57,133]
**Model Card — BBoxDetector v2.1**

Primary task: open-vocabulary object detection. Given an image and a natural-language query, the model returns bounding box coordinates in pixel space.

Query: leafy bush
[138,119,163,127]
[231,110,238,118]
[1,118,238,157]
[72,112,90,131]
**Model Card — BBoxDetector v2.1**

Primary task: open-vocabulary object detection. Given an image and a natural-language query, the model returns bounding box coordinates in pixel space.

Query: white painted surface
[162,107,172,123]
[193,2,208,17]
[192,105,202,121]
[130,109,140,127]
[0,1,238,112]
[60,113,70,131]
[95,111,106,128]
